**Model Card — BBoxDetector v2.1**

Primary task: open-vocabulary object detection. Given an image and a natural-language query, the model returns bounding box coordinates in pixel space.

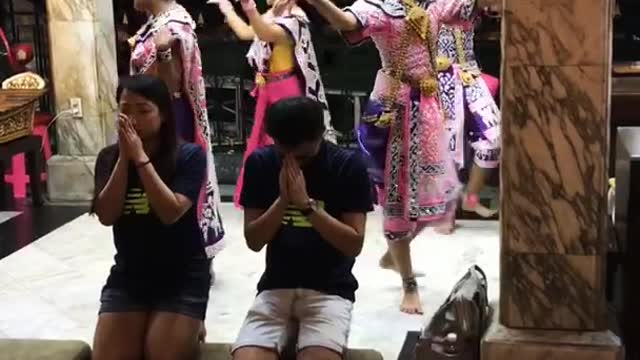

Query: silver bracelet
[157,48,173,63]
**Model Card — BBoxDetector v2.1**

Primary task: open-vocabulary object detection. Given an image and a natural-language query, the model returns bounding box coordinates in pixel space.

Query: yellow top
[269,42,295,73]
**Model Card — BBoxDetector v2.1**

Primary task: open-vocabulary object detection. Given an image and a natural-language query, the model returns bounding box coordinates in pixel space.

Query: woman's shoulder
[177,143,207,165]
[97,144,119,163]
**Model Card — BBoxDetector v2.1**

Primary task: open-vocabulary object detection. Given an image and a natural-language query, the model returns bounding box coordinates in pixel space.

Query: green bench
[0,339,383,360]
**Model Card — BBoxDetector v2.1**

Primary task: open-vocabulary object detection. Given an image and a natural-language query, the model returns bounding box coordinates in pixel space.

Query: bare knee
[233,346,279,360]
[297,346,342,360]
[92,314,147,360]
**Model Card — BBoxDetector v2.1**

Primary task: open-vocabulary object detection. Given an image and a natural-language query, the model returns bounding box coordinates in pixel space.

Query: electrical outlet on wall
[70,97,83,118]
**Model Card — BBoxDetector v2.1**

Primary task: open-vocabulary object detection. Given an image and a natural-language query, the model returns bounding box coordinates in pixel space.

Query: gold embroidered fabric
[372,0,439,128]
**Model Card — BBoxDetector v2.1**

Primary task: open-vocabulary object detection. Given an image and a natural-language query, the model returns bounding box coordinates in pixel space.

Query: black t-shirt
[240,142,374,302]
[95,143,208,296]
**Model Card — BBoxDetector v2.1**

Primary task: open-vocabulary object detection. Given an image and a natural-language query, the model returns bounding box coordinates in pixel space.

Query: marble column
[45,0,118,201]
[482,0,624,358]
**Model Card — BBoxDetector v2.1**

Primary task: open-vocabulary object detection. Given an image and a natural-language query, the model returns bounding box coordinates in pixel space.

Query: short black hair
[265,97,325,148]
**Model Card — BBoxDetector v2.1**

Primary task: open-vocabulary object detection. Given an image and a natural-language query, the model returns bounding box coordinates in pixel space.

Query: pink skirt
[234,72,304,207]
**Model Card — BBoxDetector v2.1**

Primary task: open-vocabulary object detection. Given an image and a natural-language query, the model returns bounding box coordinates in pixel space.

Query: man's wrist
[299,198,316,216]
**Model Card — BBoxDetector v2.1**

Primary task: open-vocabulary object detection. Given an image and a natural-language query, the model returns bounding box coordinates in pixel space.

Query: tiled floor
[0,204,500,359]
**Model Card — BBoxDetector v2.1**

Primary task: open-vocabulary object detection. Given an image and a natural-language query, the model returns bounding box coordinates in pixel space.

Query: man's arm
[241,153,290,252]
[243,197,288,252]
[307,0,359,31]
[307,210,366,257]
[285,155,370,257]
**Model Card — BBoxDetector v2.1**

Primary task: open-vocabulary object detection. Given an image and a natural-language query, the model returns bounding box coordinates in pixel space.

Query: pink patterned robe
[437,13,501,169]
[234,12,335,206]
[130,5,225,257]
[345,0,471,238]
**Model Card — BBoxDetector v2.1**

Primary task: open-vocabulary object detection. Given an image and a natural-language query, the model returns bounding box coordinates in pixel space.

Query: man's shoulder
[248,145,277,160]
[325,143,367,174]
[246,146,279,169]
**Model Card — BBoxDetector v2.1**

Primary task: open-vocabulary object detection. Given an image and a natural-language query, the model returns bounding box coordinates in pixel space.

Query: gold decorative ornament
[255,73,266,87]
[0,72,47,143]
[436,56,451,71]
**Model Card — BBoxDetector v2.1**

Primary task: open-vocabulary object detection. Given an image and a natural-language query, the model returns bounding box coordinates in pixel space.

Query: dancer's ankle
[402,276,418,293]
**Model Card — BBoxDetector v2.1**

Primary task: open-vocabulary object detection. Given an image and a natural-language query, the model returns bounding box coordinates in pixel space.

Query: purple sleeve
[342,0,390,45]
[428,0,477,24]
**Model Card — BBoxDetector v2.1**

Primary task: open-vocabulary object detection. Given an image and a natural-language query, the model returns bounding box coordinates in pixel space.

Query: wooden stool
[0,135,44,207]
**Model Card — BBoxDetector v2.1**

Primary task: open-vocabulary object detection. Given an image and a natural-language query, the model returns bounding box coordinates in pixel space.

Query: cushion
[200,343,383,360]
[0,339,91,360]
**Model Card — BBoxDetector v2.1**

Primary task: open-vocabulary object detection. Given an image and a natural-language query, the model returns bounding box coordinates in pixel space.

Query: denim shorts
[99,260,211,320]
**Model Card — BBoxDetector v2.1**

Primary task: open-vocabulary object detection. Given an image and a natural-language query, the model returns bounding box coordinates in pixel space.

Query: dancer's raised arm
[209,0,255,40]
[241,0,293,43]
[306,0,359,31]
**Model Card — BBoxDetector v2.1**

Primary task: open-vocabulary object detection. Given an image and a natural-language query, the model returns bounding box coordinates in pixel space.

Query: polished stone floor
[0,204,500,359]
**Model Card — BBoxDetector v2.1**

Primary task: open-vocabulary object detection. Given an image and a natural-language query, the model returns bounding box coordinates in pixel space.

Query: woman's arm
[150,27,184,93]
[155,44,183,94]
[306,0,359,31]
[93,155,129,226]
[119,116,198,225]
[136,161,195,225]
[243,197,288,252]
[221,2,256,40]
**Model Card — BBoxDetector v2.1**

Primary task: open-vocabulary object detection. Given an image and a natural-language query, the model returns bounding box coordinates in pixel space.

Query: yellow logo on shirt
[282,200,325,228]
[123,187,150,215]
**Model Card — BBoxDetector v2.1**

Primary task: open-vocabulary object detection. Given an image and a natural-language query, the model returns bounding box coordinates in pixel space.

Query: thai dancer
[128,0,226,341]
[209,0,336,207]
[435,6,500,232]
[305,0,475,314]
[128,0,225,258]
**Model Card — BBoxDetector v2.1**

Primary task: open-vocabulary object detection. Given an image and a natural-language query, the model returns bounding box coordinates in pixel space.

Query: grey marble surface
[0,204,500,359]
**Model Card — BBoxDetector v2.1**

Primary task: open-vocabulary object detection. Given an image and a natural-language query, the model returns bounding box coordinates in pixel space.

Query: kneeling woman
[91,75,210,360]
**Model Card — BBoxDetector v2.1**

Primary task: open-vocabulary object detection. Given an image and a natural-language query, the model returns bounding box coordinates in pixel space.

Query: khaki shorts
[232,288,353,355]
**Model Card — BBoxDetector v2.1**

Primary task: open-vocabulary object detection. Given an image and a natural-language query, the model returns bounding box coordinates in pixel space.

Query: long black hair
[90,74,179,212]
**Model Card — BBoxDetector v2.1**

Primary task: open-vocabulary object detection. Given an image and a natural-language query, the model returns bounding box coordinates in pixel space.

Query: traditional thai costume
[234,11,335,206]
[129,4,225,257]
[436,12,500,170]
[346,0,470,239]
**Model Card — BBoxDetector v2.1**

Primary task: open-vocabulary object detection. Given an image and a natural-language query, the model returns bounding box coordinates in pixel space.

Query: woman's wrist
[131,152,150,167]
[240,0,257,13]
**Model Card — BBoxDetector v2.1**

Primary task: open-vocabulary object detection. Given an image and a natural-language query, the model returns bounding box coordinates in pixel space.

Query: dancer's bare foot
[379,251,425,277]
[198,322,206,343]
[400,277,423,315]
[434,219,455,235]
[462,193,497,218]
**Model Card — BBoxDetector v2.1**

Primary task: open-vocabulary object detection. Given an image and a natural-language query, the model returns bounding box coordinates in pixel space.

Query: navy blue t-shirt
[95,143,209,296]
[240,142,374,302]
